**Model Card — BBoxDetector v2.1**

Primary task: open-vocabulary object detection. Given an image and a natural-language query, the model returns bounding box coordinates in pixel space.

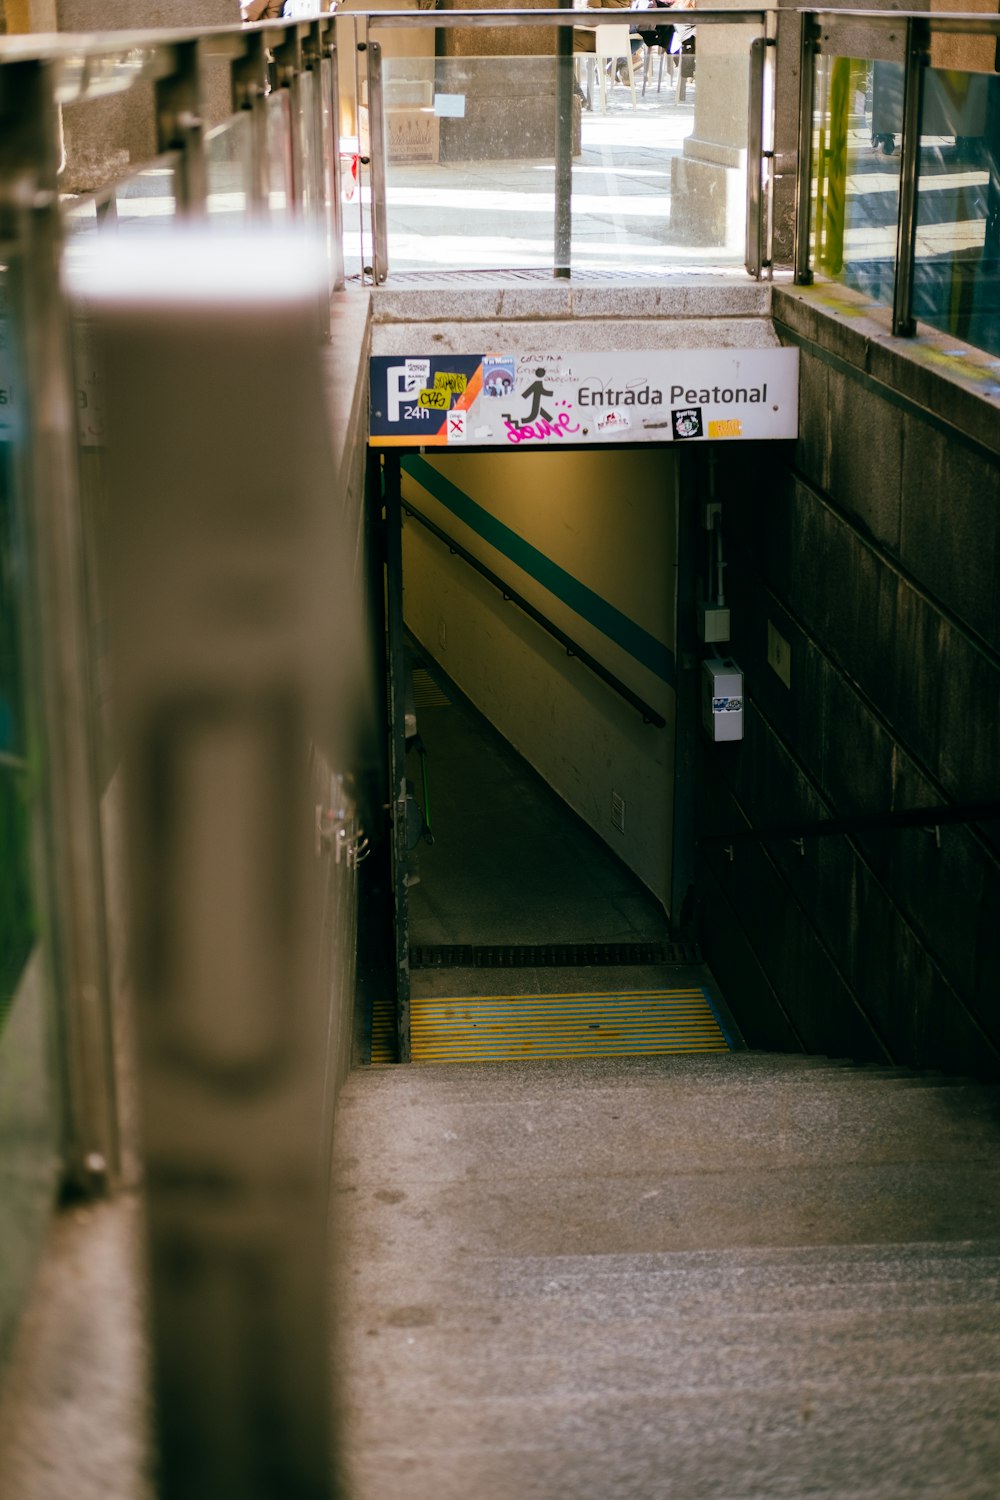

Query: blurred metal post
[366,38,389,285]
[0,59,118,1193]
[304,22,327,208]
[793,14,818,285]
[275,27,307,209]
[232,29,270,216]
[321,39,346,292]
[554,2,574,278]
[75,231,349,1500]
[157,39,208,213]
[745,36,771,279]
[303,22,332,334]
[893,18,929,337]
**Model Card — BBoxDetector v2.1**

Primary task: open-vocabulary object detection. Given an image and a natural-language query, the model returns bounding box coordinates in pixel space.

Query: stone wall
[696,284,1000,1079]
[435,0,574,163]
[55,2,242,191]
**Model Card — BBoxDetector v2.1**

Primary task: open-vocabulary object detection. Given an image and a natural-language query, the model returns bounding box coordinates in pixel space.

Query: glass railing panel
[912,67,1000,358]
[268,91,293,218]
[115,162,178,232]
[375,50,557,272]
[320,56,346,289]
[206,113,254,222]
[298,69,319,217]
[54,45,163,106]
[574,22,752,271]
[62,195,101,239]
[0,267,38,1034]
[811,56,900,312]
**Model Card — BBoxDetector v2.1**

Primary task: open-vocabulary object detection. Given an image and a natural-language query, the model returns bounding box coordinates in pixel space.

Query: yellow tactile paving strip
[409,988,730,1063]
[371,990,397,1064]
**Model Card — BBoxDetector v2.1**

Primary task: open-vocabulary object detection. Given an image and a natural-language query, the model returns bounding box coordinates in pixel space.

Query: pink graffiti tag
[502,407,580,446]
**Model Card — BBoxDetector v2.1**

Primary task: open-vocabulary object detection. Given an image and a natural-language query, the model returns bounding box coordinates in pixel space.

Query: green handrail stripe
[402,454,675,686]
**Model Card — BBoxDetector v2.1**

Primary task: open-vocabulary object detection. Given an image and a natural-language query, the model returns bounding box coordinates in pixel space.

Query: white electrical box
[702,658,744,742]
[698,602,731,644]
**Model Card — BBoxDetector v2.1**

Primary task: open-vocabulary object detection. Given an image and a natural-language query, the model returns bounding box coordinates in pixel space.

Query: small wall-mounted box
[698,602,731,644]
[701,658,744,742]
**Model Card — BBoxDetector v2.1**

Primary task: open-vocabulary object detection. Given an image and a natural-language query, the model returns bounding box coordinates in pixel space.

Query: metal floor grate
[351,266,749,288]
[410,941,701,969]
[410,987,730,1063]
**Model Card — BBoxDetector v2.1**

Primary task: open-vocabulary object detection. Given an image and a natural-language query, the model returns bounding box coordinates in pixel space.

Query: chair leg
[596,57,607,113]
[625,48,636,110]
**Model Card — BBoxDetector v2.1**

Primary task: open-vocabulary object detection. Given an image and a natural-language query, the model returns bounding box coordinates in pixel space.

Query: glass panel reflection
[377,50,557,272]
[811,57,900,312]
[913,68,1000,358]
[116,163,178,232]
[207,113,254,222]
[267,92,292,218]
[0,269,37,1030]
[375,21,759,276]
[574,22,748,271]
[298,70,318,217]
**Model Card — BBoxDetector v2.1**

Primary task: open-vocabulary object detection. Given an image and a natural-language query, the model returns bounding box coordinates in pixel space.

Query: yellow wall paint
[432,448,676,653]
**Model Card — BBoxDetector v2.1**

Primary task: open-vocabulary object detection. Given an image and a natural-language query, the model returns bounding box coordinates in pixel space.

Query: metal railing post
[793,13,819,284]
[156,38,208,213]
[893,17,929,337]
[324,38,346,291]
[554,3,574,278]
[274,28,306,210]
[745,35,770,278]
[303,21,333,334]
[366,37,389,285]
[232,30,270,218]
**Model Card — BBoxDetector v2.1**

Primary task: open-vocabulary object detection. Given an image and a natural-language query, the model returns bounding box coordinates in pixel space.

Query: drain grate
[410,941,701,970]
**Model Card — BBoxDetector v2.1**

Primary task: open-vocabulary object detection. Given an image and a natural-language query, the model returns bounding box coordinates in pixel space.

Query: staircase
[333,1051,1000,1500]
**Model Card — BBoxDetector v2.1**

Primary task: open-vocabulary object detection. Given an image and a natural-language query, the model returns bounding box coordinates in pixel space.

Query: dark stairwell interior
[374,650,737,1065]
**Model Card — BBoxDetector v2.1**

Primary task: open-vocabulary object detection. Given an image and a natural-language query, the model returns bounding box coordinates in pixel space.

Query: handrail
[401,500,667,729]
[699,798,1000,848]
[365,7,770,29]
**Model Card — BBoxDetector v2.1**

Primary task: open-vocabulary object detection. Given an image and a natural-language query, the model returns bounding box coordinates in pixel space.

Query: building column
[670,0,751,251]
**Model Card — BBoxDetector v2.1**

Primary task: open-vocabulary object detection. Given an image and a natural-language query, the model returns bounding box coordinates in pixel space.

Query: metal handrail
[365,7,770,29]
[401,499,667,729]
[699,798,1000,848]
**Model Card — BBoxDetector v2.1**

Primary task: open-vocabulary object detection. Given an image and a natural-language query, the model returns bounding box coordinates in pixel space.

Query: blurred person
[241,0,288,19]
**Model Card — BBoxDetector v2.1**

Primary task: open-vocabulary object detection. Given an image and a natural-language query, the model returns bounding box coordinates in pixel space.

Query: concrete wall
[697,282,1000,1079]
[55,2,242,190]
[401,447,679,911]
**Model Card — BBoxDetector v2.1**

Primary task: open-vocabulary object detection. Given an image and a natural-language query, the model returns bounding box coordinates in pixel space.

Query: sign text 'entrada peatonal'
[369,349,799,447]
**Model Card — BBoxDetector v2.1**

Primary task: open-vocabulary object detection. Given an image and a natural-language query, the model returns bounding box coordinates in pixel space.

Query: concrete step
[336,1078,1000,1190]
[335,1052,1000,1500]
[341,1242,1000,1319]
[342,1379,1000,1500]
[343,1294,1000,1401]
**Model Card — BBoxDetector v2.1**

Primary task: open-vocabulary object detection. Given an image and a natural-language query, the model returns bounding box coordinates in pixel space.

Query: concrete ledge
[324,288,373,490]
[773,281,1000,460]
[364,279,782,355]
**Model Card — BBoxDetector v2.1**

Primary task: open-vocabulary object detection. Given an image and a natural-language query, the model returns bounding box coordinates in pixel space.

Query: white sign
[370,348,799,447]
